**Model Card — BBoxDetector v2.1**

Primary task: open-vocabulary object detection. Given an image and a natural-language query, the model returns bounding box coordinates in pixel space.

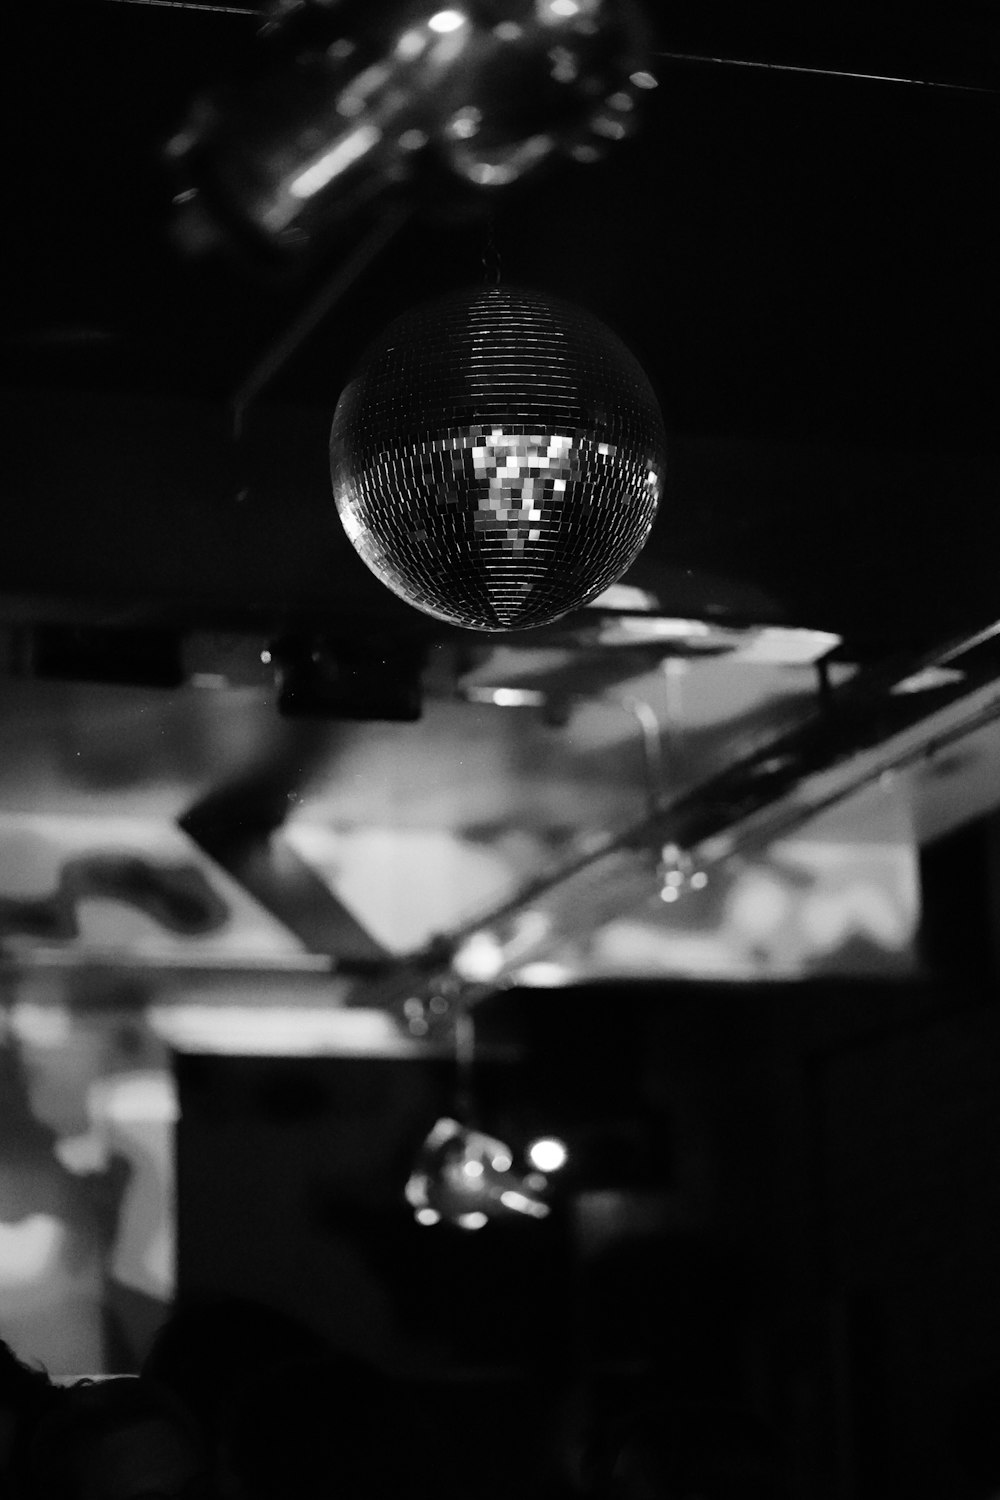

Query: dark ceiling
[4,0,999,659]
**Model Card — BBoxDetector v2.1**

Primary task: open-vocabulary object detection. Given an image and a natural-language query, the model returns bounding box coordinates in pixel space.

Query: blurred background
[2,2,1000,1496]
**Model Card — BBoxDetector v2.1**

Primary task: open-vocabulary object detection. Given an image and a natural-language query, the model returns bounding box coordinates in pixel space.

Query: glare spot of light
[447,106,482,140]
[453,929,505,982]
[500,1190,550,1219]
[463,685,547,708]
[528,1137,568,1171]
[398,127,429,151]
[396,27,426,59]
[457,1211,489,1230]
[591,115,627,141]
[289,124,382,199]
[405,1173,429,1207]
[513,961,572,988]
[428,9,467,32]
[891,664,966,695]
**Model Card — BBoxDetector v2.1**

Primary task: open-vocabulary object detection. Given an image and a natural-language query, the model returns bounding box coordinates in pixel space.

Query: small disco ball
[330,285,667,631]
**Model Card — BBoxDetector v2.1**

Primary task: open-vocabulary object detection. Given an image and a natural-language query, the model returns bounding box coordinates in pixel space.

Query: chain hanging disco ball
[330,285,667,632]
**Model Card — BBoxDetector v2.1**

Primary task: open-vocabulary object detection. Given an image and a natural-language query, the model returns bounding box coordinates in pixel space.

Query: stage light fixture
[167,0,655,266]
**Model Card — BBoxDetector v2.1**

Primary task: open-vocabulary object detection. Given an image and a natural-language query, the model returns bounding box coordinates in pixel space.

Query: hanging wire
[481,212,501,288]
[101,0,256,11]
[653,49,999,95]
[96,5,1000,91]
[453,996,477,1125]
[103,0,258,12]
[96,5,1000,90]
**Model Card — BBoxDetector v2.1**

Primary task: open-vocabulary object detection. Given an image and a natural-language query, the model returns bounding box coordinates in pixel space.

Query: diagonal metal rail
[345,617,1000,1013]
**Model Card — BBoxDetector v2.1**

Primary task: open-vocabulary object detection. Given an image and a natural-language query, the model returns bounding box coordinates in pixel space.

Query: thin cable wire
[98,7,999,91]
[103,0,258,13]
[481,212,501,288]
[453,998,477,1125]
[618,696,664,821]
[654,49,999,95]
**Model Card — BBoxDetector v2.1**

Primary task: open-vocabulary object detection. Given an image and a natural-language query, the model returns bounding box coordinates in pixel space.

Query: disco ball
[330,285,667,632]
[405,1117,551,1227]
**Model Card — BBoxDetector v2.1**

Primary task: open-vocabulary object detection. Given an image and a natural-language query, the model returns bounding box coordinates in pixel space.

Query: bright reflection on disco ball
[330,285,666,631]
